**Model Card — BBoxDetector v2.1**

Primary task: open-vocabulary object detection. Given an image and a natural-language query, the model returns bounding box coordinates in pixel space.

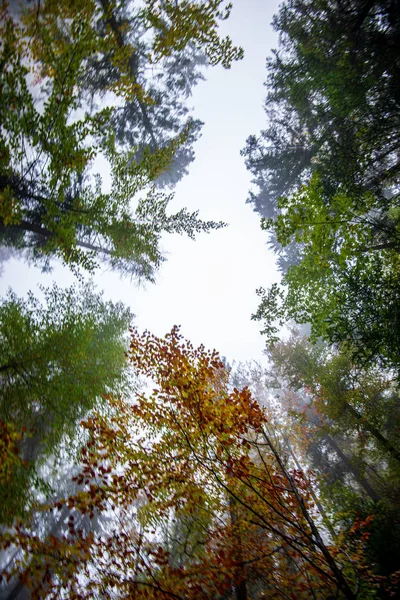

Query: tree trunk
[229,497,248,600]
[99,0,158,147]
[263,428,357,600]
[6,219,114,256]
[323,433,382,502]
[306,409,382,502]
[286,440,337,539]
[345,402,400,463]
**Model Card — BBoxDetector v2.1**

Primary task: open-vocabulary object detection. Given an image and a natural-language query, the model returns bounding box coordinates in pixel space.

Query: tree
[242,0,400,279]
[0,0,241,277]
[265,331,400,466]
[243,1,400,373]
[0,282,132,524]
[0,443,115,600]
[252,172,400,368]
[264,330,400,585]
[1,327,379,599]
[242,0,400,221]
[81,0,208,188]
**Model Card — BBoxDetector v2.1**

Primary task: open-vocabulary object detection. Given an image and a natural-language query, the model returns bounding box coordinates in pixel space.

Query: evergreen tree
[0,0,240,277]
[242,0,400,268]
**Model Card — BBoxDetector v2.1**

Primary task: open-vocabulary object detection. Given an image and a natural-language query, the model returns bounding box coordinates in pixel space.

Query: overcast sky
[0,0,281,364]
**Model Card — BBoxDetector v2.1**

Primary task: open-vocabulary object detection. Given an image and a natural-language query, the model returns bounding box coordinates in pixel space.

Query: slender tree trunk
[6,220,52,239]
[323,433,382,502]
[360,241,400,252]
[367,160,400,189]
[344,403,400,463]
[0,362,17,373]
[229,497,248,600]
[7,220,113,256]
[99,0,158,147]
[306,411,381,502]
[262,428,357,600]
[286,440,337,539]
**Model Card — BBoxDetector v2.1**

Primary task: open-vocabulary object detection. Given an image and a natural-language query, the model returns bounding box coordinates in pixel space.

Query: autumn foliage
[0,420,27,487]
[1,328,377,599]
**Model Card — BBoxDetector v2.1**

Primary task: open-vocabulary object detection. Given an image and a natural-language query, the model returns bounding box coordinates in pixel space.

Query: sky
[0,0,281,365]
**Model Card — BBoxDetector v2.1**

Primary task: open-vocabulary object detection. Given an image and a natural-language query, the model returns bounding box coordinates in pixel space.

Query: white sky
[0,0,281,364]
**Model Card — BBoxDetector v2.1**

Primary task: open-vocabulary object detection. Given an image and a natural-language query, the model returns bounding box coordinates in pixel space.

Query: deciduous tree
[0,282,132,524]
[264,330,400,585]
[1,328,377,599]
[252,171,400,368]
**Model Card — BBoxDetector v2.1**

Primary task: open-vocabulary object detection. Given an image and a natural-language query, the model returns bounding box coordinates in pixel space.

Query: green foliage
[0,0,236,277]
[267,332,400,462]
[243,0,400,224]
[144,0,244,68]
[245,0,400,370]
[253,173,400,368]
[0,282,132,524]
[252,283,284,345]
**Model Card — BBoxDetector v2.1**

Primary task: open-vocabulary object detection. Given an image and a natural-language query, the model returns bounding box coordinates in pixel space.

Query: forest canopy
[245,0,400,370]
[0,0,240,278]
[1,0,400,599]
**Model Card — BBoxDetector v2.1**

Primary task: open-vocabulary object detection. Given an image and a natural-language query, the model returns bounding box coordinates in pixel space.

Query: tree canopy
[0,0,241,278]
[242,0,400,224]
[264,329,400,583]
[2,1,400,598]
[252,173,400,367]
[0,328,377,599]
[246,0,400,371]
[0,282,132,524]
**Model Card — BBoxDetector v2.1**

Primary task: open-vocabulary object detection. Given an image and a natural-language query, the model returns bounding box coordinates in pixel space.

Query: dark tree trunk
[263,429,357,600]
[229,497,248,600]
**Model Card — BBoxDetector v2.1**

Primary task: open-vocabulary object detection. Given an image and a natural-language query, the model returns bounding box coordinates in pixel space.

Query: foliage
[1,327,381,599]
[252,172,400,368]
[0,420,29,490]
[80,0,242,188]
[244,0,400,370]
[0,0,238,277]
[0,282,132,524]
[266,331,400,469]
[264,330,400,586]
[144,0,243,68]
[242,0,400,225]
